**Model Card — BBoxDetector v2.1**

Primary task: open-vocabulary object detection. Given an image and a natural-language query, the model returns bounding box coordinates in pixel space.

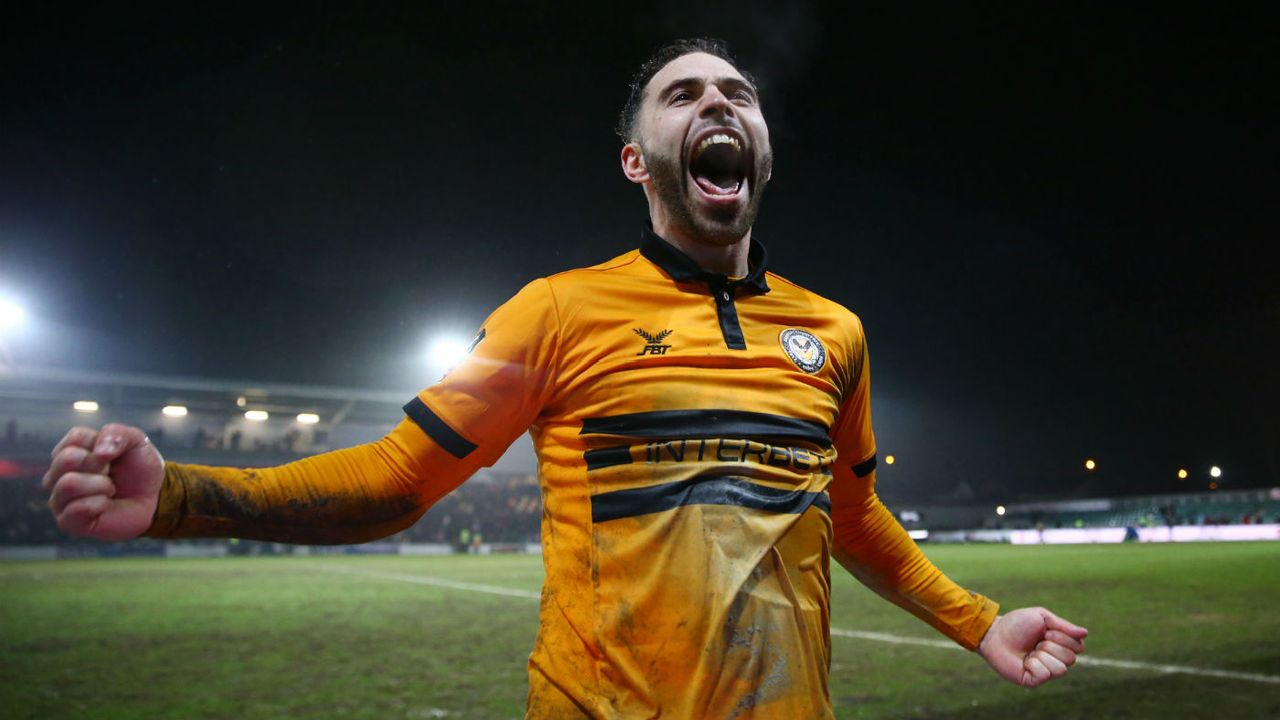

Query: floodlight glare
[162,405,188,417]
[1177,468,1188,480]
[0,299,23,329]
[1209,465,1222,478]
[996,505,1007,516]
[73,400,99,413]
[884,454,896,465]
[244,410,269,422]
[1084,459,1096,470]
[296,413,320,425]
[428,335,471,372]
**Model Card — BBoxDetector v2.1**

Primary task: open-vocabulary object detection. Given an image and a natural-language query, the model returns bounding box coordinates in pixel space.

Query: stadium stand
[3,366,1276,551]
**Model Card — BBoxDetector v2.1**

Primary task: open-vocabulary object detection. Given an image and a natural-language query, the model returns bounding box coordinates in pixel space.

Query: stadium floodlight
[0,298,24,329]
[296,413,320,425]
[73,400,99,413]
[996,505,1007,516]
[162,405,188,418]
[1209,465,1222,478]
[427,335,471,374]
[884,454,896,465]
[1084,459,1096,470]
[1177,468,1188,480]
[244,410,269,422]
[236,395,247,408]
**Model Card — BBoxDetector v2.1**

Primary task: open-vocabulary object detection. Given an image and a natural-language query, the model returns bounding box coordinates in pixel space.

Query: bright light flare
[244,410,269,422]
[162,405,188,417]
[427,335,471,373]
[1084,459,1096,470]
[73,400,99,413]
[1177,468,1188,480]
[996,505,1007,516]
[884,455,895,465]
[0,299,24,329]
[296,413,320,425]
[1209,465,1222,478]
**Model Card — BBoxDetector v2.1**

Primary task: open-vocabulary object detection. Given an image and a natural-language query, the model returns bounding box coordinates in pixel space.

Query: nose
[698,84,735,120]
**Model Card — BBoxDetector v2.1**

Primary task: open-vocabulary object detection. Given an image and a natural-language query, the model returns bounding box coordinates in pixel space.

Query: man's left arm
[829,467,1088,687]
[828,320,1088,687]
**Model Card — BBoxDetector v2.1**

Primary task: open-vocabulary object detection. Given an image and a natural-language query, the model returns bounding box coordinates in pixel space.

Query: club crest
[779,328,826,373]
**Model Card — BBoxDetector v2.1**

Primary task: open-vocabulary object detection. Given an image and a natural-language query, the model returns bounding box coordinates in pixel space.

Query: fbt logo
[634,328,673,356]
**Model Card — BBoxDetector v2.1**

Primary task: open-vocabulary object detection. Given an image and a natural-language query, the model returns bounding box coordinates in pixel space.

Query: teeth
[696,134,741,154]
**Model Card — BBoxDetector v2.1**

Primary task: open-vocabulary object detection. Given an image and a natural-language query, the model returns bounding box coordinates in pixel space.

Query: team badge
[780,328,826,373]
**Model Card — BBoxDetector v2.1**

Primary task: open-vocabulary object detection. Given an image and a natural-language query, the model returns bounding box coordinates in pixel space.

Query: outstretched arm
[43,277,562,546]
[828,316,1087,685]
[830,471,1089,684]
[44,417,471,545]
[829,467,999,650]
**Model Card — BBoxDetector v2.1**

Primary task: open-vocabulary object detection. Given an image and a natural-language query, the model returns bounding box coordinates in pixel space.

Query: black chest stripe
[591,476,831,523]
[580,409,831,447]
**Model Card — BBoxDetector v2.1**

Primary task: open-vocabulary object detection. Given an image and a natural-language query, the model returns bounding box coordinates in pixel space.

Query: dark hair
[616,37,756,143]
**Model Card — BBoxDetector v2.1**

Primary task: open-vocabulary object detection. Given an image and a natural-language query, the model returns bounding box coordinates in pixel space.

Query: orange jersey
[149,228,997,719]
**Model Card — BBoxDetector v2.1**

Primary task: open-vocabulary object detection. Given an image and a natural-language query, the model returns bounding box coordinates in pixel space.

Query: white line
[1070,656,1280,685]
[324,564,541,600]
[828,628,1280,685]
[318,564,1280,686]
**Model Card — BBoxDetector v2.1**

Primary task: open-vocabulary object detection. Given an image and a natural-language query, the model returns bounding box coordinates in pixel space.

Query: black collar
[639,225,771,294]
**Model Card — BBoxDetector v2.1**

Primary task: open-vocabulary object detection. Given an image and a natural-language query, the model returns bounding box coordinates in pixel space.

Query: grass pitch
[2,543,1277,719]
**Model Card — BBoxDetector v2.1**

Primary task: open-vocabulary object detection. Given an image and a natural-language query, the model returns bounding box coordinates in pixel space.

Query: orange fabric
[828,355,1000,652]
[147,234,999,718]
[147,418,478,544]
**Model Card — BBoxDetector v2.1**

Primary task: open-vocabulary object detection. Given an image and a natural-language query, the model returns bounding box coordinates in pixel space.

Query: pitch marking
[322,564,1280,686]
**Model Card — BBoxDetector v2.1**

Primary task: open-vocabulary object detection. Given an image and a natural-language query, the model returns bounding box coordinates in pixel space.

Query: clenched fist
[42,423,165,541]
[978,607,1089,688]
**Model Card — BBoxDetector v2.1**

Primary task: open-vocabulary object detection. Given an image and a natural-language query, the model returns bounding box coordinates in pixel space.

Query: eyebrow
[656,75,758,102]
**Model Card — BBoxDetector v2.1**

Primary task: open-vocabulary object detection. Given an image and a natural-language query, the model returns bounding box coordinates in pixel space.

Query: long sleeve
[145,277,561,545]
[828,321,999,650]
[145,418,466,544]
[829,466,998,650]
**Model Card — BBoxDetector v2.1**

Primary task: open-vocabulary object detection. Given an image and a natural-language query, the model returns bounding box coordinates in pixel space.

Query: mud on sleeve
[146,279,561,544]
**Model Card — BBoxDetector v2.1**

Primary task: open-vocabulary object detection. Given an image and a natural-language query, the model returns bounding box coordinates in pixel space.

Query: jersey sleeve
[827,320,999,651]
[145,279,560,545]
[404,277,560,467]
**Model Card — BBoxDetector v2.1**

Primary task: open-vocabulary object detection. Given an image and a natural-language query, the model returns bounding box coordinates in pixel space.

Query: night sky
[1,4,1275,502]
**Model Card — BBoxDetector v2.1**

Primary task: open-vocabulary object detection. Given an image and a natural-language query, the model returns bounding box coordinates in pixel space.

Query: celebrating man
[43,38,1086,718]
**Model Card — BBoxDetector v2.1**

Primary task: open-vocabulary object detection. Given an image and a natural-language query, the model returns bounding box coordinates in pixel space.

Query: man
[43,38,1087,719]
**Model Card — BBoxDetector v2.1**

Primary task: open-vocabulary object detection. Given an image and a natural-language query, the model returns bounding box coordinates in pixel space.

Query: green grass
[2,544,1278,719]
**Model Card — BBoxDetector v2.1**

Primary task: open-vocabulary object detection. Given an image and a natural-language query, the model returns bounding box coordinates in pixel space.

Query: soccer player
[42,38,1087,718]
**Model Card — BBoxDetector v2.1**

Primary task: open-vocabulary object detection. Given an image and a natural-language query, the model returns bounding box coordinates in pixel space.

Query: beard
[644,141,772,247]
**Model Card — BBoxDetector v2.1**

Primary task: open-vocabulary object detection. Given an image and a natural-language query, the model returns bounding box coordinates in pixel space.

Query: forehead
[643,52,747,102]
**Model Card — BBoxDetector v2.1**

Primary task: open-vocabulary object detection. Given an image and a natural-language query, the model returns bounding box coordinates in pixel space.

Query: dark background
[1,3,1275,502]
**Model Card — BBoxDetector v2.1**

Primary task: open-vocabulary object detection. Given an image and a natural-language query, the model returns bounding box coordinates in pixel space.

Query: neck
[650,215,751,277]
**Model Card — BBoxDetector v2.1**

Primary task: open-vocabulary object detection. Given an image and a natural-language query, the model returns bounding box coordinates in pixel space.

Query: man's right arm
[44,277,562,545]
[44,416,481,545]
[148,417,473,544]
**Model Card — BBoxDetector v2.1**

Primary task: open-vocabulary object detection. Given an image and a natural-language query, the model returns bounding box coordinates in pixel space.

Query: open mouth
[688,130,749,199]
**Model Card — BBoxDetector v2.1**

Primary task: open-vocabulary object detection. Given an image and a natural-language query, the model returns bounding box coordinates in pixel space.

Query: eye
[670,90,693,104]
[732,89,755,104]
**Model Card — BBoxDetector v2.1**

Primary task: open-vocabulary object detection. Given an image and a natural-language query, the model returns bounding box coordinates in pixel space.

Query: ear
[621,142,649,184]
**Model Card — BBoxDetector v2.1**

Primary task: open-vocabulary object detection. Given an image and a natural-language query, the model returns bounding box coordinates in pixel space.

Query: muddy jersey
[149,227,996,718]
[404,227,998,718]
